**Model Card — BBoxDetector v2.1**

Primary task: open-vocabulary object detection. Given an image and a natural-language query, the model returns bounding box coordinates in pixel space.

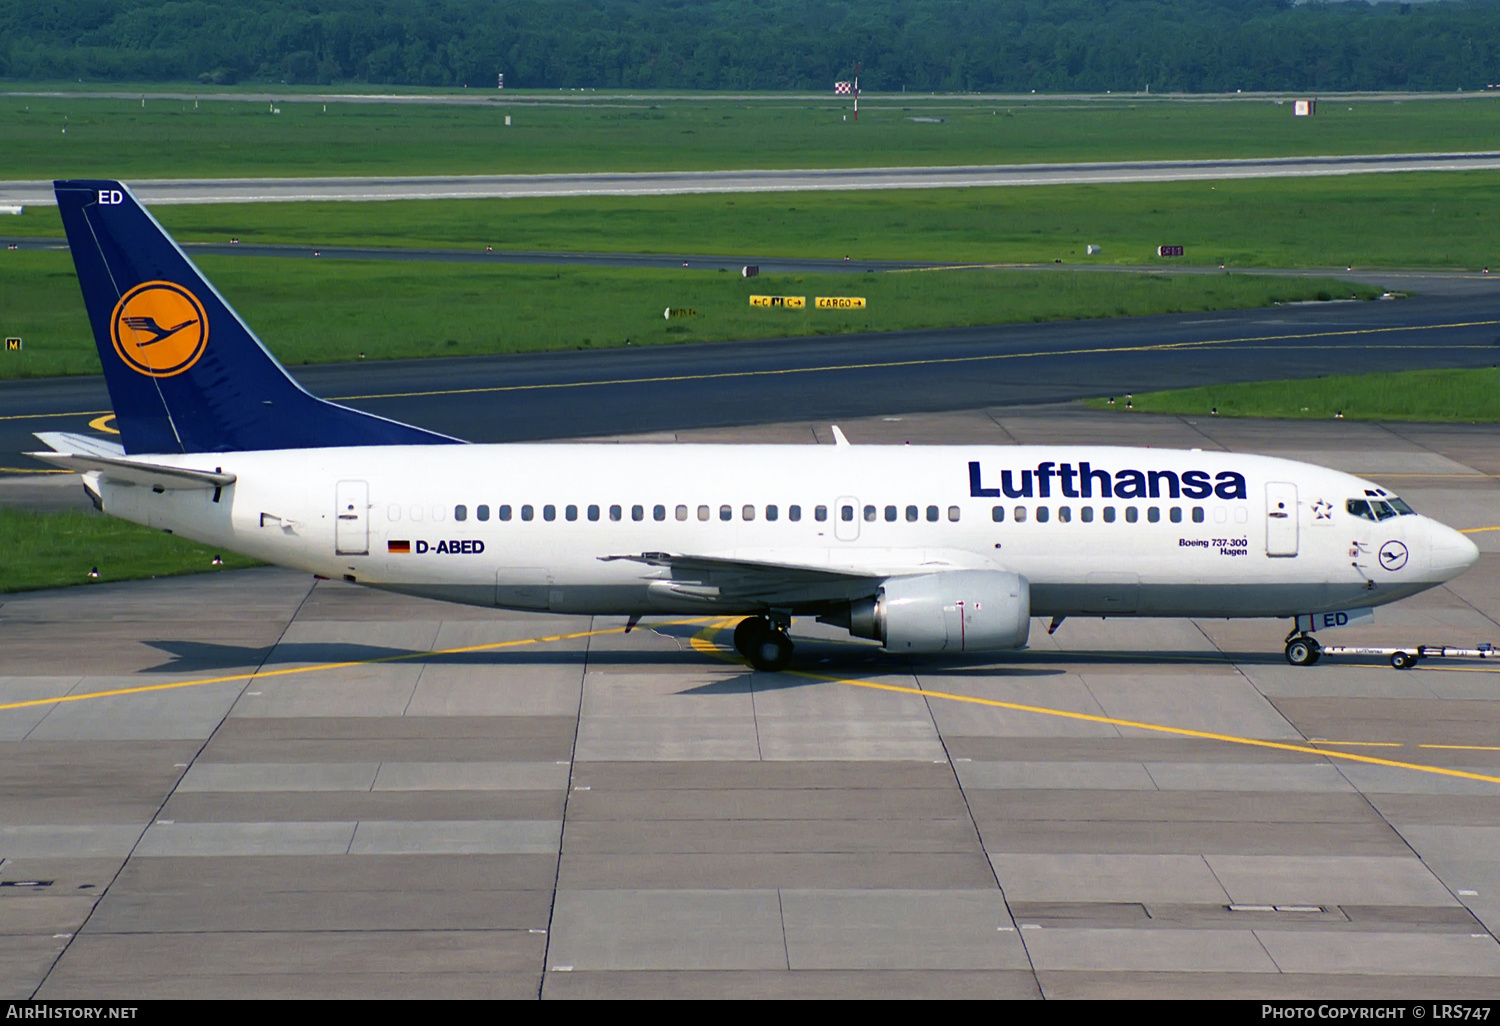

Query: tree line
[4,0,1500,93]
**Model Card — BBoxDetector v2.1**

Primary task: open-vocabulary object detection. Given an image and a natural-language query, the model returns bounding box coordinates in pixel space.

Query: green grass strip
[1085,366,1500,423]
[10,170,1497,269]
[0,508,261,593]
[9,93,1500,179]
[0,249,1375,378]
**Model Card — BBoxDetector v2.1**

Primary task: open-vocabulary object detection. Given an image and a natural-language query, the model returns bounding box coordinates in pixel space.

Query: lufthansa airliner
[30,181,1479,671]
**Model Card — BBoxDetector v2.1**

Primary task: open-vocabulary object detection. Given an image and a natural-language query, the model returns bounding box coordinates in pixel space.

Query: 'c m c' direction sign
[749,295,806,308]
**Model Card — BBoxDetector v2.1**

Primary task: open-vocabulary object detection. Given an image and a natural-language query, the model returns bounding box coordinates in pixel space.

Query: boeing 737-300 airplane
[30,181,1480,671]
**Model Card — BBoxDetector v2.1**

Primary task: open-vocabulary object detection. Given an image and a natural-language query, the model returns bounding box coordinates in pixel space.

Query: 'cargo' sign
[815,296,866,309]
[750,295,806,309]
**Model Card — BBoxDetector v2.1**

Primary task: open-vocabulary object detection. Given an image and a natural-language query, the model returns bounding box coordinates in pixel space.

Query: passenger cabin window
[815,505,828,522]
[1147,506,1160,523]
[907,505,919,523]
[566,504,578,522]
[1125,507,1139,523]
[1169,507,1182,524]
[632,505,644,522]
[926,505,939,523]
[609,504,622,522]
[543,504,556,522]
[742,505,755,521]
[789,505,802,522]
[948,506,961,522]
[1058,506,1071,523]
[409,505,423,522]
[841,505,855,522]
[477,505,490,522]
[698,505,710,521]
[499,505,512,522]
[885,505,897,522]
[1192,507,1205,523]
[1014,506,1027,522]
[992,506,1004,523]
[720,505,732,522]
[521,504,534,522]
[676,505,689,522]
[1103,506,1115,523]
[454,505,467,522]
[766,505,778,521]
[388,505,401,521]
[1036,506,1050,523]
[588,504,600,522]
[1081,506,1094,523]
[863,505,877,523]
[654,504,666,521]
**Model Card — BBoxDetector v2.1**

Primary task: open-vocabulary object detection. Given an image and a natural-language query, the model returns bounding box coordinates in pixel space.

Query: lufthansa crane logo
[1378,540,1409,572]
[109,281,208,377]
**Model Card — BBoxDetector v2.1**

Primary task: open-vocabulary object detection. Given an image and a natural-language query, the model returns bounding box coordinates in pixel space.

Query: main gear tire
[733,617,769,659]
[748,629,794,672]
[1285,636,1321,667]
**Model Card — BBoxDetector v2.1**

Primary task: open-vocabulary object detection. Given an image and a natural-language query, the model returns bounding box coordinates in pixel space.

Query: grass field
[0,249,1375,378]
[1085,367,1500,422]
[4,92,1500,180]
[0,508,260,593]
[8,170,1499,270]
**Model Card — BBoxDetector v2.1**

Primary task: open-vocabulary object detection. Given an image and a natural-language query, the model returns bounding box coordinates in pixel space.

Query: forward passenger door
[1265,482,1299,558]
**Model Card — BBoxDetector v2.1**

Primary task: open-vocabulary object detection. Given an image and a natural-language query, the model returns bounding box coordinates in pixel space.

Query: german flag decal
[388,540,411,554]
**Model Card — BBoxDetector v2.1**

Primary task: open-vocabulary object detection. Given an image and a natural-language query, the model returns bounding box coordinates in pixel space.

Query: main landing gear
[733,615,795,672]
[1284,630,1322,667]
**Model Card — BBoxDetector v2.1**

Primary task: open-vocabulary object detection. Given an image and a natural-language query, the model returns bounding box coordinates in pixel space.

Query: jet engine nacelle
[849,570,1031,653]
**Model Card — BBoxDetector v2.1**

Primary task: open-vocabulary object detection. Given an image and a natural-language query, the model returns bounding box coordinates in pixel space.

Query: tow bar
[1317,642,1499,671]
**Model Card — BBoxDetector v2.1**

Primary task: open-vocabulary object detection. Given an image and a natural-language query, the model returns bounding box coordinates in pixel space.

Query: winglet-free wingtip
[831,425,851,447]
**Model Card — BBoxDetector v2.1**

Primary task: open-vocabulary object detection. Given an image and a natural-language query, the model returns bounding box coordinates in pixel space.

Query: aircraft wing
[601,551,882,605]
[28,433,235,491]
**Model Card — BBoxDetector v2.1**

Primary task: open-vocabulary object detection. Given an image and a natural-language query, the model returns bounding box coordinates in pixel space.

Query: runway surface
[4,282,1499,474]
[4,407,1500,999]
[8,234,1500,292]
[5,152,1500,206]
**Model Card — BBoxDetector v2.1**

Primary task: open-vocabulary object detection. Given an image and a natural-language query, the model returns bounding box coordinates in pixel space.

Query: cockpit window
[1387,497,1416,515]
[1347,499,1375,521]
[1372,500,1398,520]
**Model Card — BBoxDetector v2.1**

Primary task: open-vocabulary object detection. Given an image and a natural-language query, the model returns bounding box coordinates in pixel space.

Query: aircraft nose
[1430,521,1480,579]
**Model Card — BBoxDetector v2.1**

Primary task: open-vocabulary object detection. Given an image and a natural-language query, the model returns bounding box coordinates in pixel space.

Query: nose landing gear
[1284,632,1322,666]
[732,615,795,672]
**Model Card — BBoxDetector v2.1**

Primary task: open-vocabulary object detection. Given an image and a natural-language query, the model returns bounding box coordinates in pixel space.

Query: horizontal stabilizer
[26,448,236,491]
[32,431,127,459]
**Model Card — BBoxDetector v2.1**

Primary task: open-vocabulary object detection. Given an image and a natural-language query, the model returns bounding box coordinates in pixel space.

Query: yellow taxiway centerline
[5,614,1495,789]
[0,617,711,714]
[332,320,1500,402]
[4,321,1496,420]
[687,619,1500,788]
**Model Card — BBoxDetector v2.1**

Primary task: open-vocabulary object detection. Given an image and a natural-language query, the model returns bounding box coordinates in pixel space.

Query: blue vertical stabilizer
[54,180,461,454]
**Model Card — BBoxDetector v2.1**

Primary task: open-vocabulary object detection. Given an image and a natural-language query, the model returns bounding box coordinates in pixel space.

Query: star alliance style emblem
[1312,499,1333,520]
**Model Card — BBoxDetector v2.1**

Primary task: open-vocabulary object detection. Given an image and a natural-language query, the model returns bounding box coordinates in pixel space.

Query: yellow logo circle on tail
[109,281,208,377]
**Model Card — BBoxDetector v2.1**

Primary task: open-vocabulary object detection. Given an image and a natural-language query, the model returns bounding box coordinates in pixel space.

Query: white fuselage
[91,443,1478,620]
